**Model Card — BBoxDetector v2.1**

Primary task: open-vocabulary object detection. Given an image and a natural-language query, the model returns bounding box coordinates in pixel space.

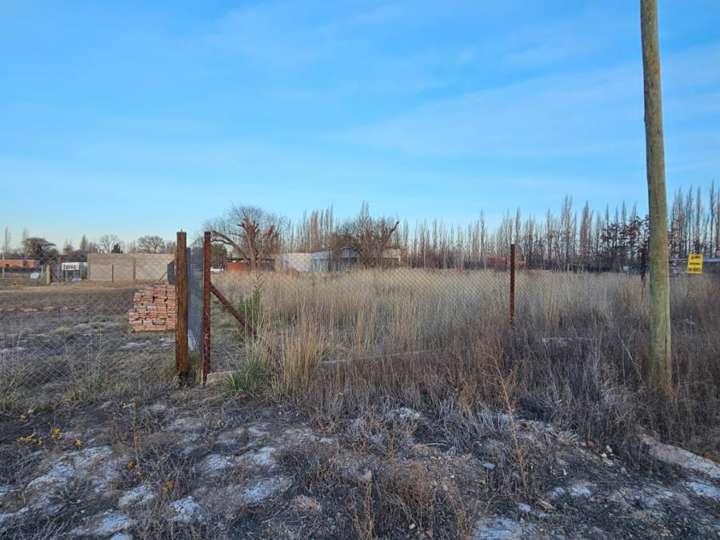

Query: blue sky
[1,0,719,248]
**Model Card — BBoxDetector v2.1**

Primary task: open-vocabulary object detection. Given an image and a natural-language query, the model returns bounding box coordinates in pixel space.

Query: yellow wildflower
[18,433,36,444]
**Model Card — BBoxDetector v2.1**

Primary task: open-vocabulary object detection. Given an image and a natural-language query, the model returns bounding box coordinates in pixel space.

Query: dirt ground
[0,284,175,410]
[0,384,718,539]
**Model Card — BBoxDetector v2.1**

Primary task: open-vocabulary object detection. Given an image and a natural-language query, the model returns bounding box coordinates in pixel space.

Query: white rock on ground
[569,481,594,498]
[517,503,532,514]
[145,402,168,414]
[240,476,292,505]
[281,427,319,445]
[192,477,289,519]
[684,480,720,501]
[640,434,720,480]
[118,485,155,509]
[472,517,537,540]
[239,446,277,468]
[169,496,205,524]
[0,508,29,532]
[293,495,322,513]
[215,427,247,447]
[196,454,236,476]
[247,424,270,438]
[167,417,205,432]
[70,512,134,537]
[193,484,249,519]
[24,446,125,513]
[384,407,423,423]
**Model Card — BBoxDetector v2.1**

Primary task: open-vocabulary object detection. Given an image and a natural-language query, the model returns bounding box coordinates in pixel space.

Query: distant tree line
[0,230,176,264]
[5,181,717,272]
[209,182,719,272]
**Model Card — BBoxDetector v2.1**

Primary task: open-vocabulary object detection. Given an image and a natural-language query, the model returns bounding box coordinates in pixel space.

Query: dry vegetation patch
[213,269,720,460]
[1,270,719,537]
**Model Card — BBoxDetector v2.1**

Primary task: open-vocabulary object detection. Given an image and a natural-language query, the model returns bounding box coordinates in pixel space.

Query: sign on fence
[687,253,703,275]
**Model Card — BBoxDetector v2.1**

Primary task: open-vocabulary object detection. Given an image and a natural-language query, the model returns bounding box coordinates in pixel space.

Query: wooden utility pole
[175,231,190,382]
[641,0,672,391]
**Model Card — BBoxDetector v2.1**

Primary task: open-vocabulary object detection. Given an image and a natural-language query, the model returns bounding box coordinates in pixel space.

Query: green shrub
[225,358,270,396]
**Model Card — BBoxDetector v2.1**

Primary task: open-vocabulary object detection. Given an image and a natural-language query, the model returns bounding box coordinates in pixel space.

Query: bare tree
[98,234,121,254]
[714,181,720,256]
[2,227,10,256]
[579,201,592,268]
[708,181,716,255]
[333,203,400,268]
[2,227,9,278]
[137,235,167,253]
[211,205,282,271]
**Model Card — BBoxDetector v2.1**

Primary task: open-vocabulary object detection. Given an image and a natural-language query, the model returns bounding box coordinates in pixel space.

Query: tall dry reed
[214,269,720,458]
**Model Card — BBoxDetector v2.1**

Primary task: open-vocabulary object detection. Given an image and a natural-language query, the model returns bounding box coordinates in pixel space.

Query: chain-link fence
[0,258,176,411]
[207,241,516,377]
[202,236,720,388]
[188,243,206,360]
[6,231,716,411]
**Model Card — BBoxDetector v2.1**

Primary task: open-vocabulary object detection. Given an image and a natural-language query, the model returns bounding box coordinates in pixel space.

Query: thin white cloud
[338,42,719,161]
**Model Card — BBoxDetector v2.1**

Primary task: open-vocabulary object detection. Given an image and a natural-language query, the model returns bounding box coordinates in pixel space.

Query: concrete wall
[281,253,313,272]
[88,253,174,282]
[88,262,113,281]
[134,254,174,281]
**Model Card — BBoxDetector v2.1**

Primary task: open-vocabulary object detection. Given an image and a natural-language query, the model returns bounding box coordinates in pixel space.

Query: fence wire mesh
[0,258,176,411]
[205,245,720,387]
[188,245,205,358]
[208,256,514,375]
[4,236,717,410]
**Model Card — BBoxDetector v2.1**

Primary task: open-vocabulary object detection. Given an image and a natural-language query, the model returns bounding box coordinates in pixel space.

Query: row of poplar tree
[282,183,719,271]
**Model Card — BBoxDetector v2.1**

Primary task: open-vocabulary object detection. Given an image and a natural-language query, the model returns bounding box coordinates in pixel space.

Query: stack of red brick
[128,284,176,332]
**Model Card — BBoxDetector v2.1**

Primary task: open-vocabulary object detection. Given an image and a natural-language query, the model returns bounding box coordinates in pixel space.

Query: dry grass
[279,442,469,539]
[215,269,720,459]
[0,343,175,413]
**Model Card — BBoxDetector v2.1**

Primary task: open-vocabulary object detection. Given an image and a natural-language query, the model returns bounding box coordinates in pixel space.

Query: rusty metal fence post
[175,231,190,381]
[202,231,211,383]
[510,243,516,324]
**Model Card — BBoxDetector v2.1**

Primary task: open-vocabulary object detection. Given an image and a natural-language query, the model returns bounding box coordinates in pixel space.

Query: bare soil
[0,284,174,410]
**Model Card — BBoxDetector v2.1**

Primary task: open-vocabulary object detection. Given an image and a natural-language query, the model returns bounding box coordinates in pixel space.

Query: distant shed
[281,253,313,272]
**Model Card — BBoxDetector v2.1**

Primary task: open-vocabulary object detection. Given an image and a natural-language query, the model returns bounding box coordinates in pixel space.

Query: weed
[238,274,265,332]
[225,357,270,397]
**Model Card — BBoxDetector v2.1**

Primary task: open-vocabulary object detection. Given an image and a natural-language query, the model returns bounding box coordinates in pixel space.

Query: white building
[280,252,333,272]
[281,247,402,272]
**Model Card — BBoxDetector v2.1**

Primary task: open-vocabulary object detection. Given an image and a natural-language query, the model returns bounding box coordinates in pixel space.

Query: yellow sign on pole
[687,253,703,274]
